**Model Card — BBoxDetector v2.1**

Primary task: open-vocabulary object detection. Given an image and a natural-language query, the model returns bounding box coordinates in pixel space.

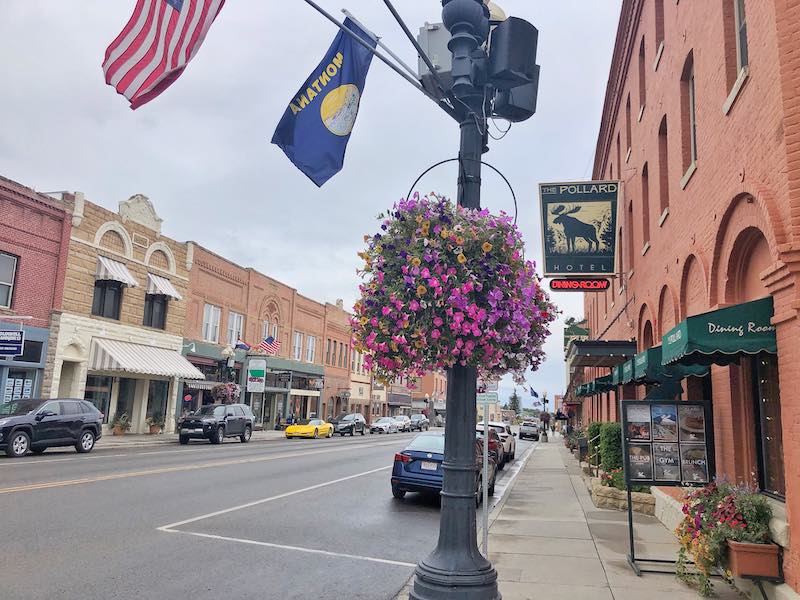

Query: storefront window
[753,354,785,498]
[146,379,169,420]
[3,369,35,402]
[84,375,113,423]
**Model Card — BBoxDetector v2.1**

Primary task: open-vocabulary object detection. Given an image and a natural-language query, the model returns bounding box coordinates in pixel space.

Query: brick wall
[0,176,70,328]
[588,0,800,589]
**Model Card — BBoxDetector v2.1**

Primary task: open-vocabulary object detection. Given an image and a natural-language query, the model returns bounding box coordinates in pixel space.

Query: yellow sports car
[285,419,334,439]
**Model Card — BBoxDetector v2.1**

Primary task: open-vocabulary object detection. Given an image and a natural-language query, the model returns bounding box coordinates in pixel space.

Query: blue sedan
[390,431,496,505]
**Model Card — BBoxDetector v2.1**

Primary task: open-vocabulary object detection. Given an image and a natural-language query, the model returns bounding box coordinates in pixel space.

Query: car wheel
[327,429,333,438]
[350,428,354,437]
[497,455,505,471]
[75,429,96,454]
[488,474,496,496]
[313,428,319,439]
[32,446,47,455]
[339,432,344,436]
[392,486,406,500]
[360,427,365,436]
[6,430,29,457]
[211,427,224,444]
[179,435,189,445]
[240,425,252,443]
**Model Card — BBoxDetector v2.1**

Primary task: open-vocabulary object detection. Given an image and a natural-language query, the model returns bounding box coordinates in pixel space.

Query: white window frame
[227,311,244,345]
[293,331,303,361]
[0,252,18,309]
[262,320,270,340]
[306,336,316,363]
[202,303,221,343]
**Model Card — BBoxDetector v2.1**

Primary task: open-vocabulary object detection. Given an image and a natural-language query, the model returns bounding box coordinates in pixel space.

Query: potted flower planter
[113,425,125,436]
[727,540,780,579]
[148,425,161,435]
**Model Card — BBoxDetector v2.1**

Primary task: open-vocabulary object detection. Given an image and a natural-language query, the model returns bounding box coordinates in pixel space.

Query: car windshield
[411,415,424,420]
[522,422,536,427]
[376,417,392,423]
[0,399,41,416]
[342,415,354,421]
[394,416,407,420]
[308,419,324,426]
[405,434,445,454]
[194,406,225,417]
[490,425,506,434]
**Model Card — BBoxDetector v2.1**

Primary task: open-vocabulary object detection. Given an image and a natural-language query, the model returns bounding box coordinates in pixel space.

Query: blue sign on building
[0,331,25,357]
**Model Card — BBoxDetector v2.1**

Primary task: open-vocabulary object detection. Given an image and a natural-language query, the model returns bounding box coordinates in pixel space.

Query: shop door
[146,380,169,421]
[750,354,785,498]
[116,378,136,421]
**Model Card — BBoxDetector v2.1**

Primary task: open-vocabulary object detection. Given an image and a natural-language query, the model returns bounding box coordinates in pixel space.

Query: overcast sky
[0,0,621,408]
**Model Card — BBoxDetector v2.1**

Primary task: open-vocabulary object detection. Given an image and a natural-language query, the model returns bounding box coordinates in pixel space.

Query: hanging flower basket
[211,382,241,404]
[352,193,557,384]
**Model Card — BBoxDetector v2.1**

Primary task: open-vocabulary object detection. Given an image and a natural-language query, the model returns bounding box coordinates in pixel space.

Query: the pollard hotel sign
[539,181,620,276]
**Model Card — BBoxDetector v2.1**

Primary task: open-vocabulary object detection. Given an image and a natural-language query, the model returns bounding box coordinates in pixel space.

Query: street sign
[246,359,267,393]
[0,331,24,357]
[539,180,620,276]
[476,392,498,404]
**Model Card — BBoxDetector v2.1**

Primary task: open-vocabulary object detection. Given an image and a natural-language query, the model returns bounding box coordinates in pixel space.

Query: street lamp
[220,345,235,383]
[410,2,539,599]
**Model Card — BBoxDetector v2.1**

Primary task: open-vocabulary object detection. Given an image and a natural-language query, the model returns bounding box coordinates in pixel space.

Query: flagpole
[300,0,458,119]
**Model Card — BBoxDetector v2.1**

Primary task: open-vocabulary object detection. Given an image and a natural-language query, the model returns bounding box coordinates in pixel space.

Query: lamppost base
[410,560,501,600]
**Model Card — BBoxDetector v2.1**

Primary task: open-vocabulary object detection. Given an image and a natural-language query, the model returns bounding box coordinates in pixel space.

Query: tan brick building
[572,0,800,593]
[47,193,201,434]
[322,300,352,419]
[183,243,325,428]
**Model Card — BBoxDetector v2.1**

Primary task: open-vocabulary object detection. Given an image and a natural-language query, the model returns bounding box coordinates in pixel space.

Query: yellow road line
[0,439,401,495]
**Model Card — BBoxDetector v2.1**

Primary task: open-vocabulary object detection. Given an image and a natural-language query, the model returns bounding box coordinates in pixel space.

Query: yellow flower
[482,242,493,253]
[417,285,428,296]
[416,215,423,224]
[440,229,449,239]
[360,316,368,325]
[457,253,467,264]
[456,236,465,246]
[411,257,422,267]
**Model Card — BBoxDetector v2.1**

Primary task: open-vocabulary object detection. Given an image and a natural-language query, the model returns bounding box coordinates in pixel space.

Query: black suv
[0,398,103,458]
[179,404,255,445]
[329,412,366,436]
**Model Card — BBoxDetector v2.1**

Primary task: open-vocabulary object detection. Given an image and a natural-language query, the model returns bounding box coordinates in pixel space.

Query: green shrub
[599,422,622,472]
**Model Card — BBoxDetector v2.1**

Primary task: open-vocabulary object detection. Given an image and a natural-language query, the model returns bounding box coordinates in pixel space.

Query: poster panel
[680,444,710,484]
[627,443,653,480]
[625,404,651,441]
[653,442,680,482]
[679,405,706,442]
[651,404,678,442]
[538,180,619,276]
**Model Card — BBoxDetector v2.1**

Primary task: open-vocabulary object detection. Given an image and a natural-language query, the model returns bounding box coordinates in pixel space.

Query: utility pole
[410,2,498,599]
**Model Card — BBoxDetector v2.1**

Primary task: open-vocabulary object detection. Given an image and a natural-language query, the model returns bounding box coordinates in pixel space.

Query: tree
[508,389,521,414]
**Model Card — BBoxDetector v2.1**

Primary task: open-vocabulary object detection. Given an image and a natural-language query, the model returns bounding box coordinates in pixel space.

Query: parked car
[519,420,540,441]
[329,413,367,436]
[391,431,496,505]
[475,427,504,467]
[285,418,333,439]
[178,404,255,445]
[409,414,430,431]
[0,398,103,458]
[479,421,516,462]
[370,416,399,434]
[392,415,412,432]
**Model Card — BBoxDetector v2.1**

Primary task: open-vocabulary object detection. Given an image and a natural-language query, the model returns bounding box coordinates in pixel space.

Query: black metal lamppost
[410,2,539,599]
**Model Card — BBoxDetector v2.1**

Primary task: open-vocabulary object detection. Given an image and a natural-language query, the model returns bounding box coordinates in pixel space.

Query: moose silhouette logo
[550,204,599,252]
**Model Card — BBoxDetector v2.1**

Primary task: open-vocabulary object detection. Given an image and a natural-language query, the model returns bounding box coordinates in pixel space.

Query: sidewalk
[487,435,740,599]
[96,429,286,449]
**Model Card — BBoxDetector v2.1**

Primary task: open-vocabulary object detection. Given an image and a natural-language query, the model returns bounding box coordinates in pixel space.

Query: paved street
[1,431,535,600]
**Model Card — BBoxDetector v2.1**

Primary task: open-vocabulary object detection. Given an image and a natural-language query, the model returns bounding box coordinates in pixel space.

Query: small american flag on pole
[258,336,281,356]
[102,0,226,109]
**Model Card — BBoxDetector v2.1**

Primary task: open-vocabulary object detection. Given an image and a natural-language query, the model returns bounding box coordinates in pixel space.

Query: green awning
[612,363,624,385]
[621,359,634,384]
[662,297,776,366]
[633,346,709,384]
[576,383,591,397]
[594,374,615,393]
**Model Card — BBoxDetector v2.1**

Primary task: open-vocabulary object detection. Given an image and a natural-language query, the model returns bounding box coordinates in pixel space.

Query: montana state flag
[272,19,376,187]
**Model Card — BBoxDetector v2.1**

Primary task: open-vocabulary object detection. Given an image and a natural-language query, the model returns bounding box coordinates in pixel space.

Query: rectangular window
[658,116,670,213]
[84,375,113,423]
[293,331,303,361]
[641,163,650,244]
[92,281,123,320]
[143,294,168,329]
[227,311,244,345]
[752,354,785,497]
[332,341,337,366]
[680,55,698,174]
[306,336,316,362]
[734,0,748,71]
[688,69,697,164]
[262,320,270,340]
[638,37,646,110]
[326,339,332,364]
[625,95,632,153]
[339,343,345,368]
[202,303,221,343]
[655,0,665,46]
[351,348,356,372]
[0,252,18,308]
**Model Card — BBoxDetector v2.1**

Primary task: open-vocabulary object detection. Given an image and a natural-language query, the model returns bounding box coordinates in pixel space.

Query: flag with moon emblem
[272,18,376,187]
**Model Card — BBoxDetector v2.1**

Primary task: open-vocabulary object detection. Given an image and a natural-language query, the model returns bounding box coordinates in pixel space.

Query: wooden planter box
[727,540,780,579]
[148,425,161,435]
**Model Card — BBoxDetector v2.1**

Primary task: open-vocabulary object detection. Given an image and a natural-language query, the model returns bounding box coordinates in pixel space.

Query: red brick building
[572,0,800,593]
[0,176,70,399]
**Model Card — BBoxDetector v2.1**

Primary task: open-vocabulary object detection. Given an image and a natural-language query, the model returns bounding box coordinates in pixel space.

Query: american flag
[258,336,281,355]
[102,0,226,109]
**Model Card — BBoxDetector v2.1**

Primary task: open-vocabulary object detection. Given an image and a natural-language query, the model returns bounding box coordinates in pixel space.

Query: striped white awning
[146,273,183,300]
[183,380,216,391]
[90,338,205,379]
[96,256,139,287]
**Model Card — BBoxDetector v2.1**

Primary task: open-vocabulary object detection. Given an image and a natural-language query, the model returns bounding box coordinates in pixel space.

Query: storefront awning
[90,338,204,379]
[566,339,637,368]
[633,346,709,384]
[183,379,216,390]
[662,297,777,367]
[146,273,183,300]
[96,256,139,287]
[620,359,634,384]
[593,374,616,393]
[612,363,624,385]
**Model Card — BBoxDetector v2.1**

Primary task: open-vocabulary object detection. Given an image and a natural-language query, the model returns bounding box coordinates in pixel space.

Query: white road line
[163,530,417,568]
[158,465,392,531]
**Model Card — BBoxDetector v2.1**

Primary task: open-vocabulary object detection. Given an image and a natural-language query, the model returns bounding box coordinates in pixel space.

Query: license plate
[421,461,438,471]
[194,428,204,433]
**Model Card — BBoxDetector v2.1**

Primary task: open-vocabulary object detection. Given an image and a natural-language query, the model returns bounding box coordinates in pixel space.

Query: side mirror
[512,433,517,437]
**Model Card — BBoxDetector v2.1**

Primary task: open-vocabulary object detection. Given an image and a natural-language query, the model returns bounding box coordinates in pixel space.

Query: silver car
[370,416,399,434]
[393,415,412,432]
[519,420,540,441]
